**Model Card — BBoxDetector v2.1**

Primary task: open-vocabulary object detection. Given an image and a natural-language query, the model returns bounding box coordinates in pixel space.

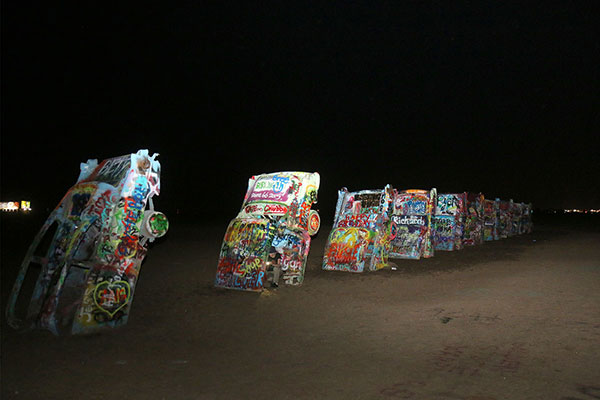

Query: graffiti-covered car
[322,186,395,273]
[215,172,320,292]
[389,189,437,259]
[6,150,168,335]
[463,192,484,246]
[509,200,522,237]
[433,193,466,251]
[496,199,512,239]
[483,199,499,241]
[520,203,533,234]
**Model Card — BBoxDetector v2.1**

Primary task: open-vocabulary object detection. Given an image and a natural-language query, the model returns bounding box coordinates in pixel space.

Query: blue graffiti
[272,176,290,193]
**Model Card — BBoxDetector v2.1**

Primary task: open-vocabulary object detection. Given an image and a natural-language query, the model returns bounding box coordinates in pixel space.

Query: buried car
[5,150,168,335]
[215,172,321,292]
[433,193,466,251]
[463,192,485,246]
[389,188,437,259]
[496,199,512,239]
[509,201,523,237]
[520,203,533,234]
[483,198,499,241]
[322,185,395,273]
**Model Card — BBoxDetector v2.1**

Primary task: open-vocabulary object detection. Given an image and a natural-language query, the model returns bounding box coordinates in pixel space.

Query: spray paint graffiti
[509,201,523,237]
[275,228,311,285]
[463,192,484,246]
[93,280,131,318]
[497,199,512,239]
[5,150,168,335]
[433,216,460,252]
[323,227,374,272]
[215,219,270,291]
[215,172,320,291]
[389,189,437,259]
[483,199,499,241]
[322,186,395,272]
[433,193,466,251]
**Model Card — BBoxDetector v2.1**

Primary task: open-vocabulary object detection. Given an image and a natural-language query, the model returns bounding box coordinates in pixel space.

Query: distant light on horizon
[564,209,599,214]
[0,201,31,212]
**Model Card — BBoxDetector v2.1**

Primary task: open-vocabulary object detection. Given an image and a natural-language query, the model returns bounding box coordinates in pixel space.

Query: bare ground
[1,214,599,400]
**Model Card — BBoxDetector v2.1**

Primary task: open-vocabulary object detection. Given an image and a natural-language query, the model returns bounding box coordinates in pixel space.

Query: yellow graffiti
[224,221,269,245]
[64,219,93,258]
[75,284,97,326]
[237,257,263,275]
[93,280,131,318]
[330,227,370,246]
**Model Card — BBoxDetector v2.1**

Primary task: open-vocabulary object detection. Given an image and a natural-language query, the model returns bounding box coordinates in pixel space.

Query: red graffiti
[264,204,288,214]
[296,201,311,228]
[97,286,128,306]
[337,213,374,228]
[244,204,263,214]
[89,190,112,217]
[326,242,361,264]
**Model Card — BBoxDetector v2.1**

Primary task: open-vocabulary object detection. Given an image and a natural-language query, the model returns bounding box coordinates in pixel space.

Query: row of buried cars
[214,171,533,291]
[5,156,531,335]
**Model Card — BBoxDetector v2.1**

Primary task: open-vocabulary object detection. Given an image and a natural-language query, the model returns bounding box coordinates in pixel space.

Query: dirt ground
[1,214,599,400]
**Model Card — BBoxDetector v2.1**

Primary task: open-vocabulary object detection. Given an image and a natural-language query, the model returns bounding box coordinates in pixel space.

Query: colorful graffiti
[215,219,270,291]
[510,201,523,237]
[463,192,484,246]
[323,227,374,272]
[215,172,320,291]
[5,150,168,335]
[497,199,511,239]
[93,280,131,318]
[433,193,466,251]
[483,199,499,241]
[389,189,436,259]
[322,186,394,272]
[319,185,531,272]
[272,227,311,285]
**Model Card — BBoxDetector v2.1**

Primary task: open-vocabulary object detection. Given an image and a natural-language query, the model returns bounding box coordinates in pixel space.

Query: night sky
[1,2,598,223]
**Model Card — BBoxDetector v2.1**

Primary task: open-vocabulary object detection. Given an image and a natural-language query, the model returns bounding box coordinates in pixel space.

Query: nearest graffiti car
[322,186,395,273]
[215,172,321,291]
[389,188,437,259]
[5,150,168,335]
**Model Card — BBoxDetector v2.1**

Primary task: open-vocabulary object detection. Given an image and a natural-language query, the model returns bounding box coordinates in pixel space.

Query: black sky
[1,1,599,222]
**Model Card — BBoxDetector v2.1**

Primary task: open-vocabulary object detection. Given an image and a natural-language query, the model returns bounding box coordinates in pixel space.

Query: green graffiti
[149,213,169,236]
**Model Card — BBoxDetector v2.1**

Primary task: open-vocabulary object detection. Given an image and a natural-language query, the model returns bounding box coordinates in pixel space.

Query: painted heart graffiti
[93,280,131,318]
